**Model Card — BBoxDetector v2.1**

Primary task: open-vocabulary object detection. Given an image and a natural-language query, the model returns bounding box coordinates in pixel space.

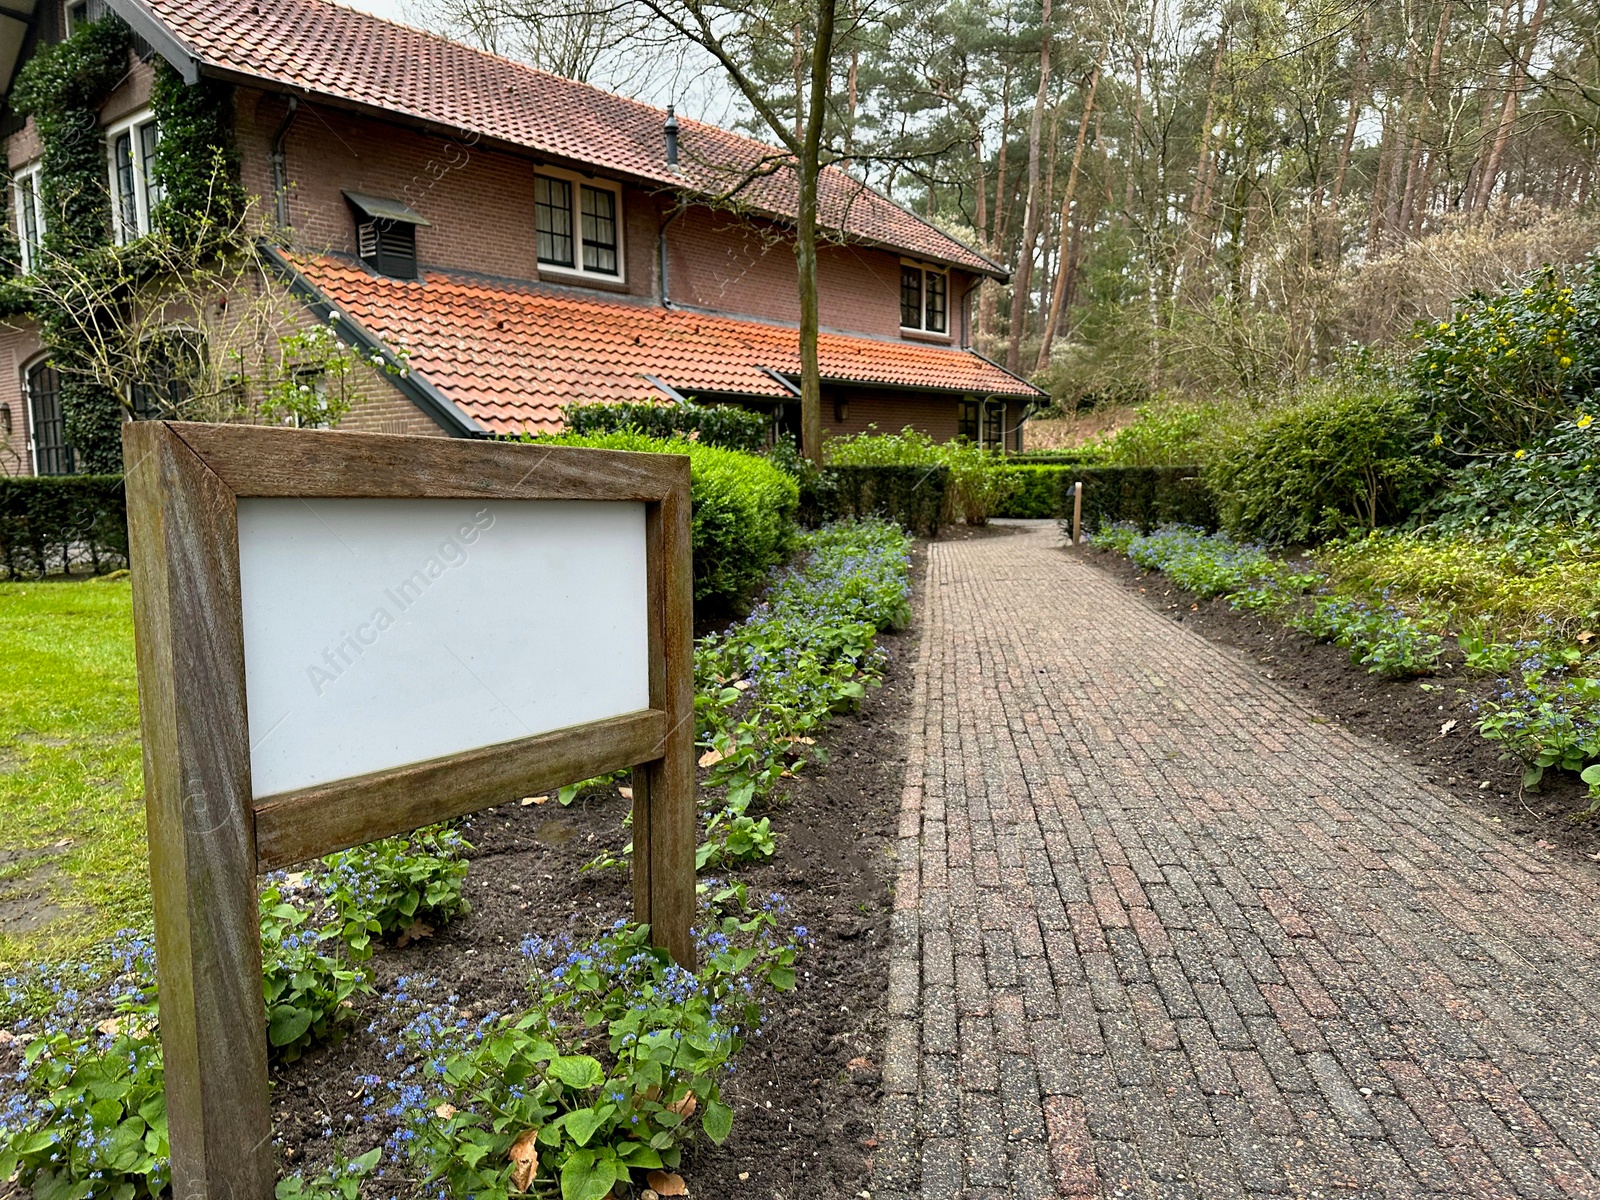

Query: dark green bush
[996,465,1074,518]
[562,400,770,453]
[1063,466,1216,534]
[801,465,950,535]
[1206,383,1441,545]
[0,475,128,577]
[545,431,797,609]
[1409,257,1600,453]
[1424,413,1600,549]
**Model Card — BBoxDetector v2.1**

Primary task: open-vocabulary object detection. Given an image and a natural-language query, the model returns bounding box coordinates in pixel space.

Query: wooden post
[633,462,697,967]
[124,423,276,1199]
[1072,480,1084,549]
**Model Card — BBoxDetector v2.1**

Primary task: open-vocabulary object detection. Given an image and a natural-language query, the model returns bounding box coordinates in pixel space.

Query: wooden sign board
[122,422,696,1200]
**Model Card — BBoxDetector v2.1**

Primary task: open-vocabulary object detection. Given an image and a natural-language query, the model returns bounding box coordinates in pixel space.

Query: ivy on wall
[6,17,243,471]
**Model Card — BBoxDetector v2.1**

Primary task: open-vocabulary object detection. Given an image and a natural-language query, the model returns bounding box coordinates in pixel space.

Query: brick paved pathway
[874,521,1600,1200]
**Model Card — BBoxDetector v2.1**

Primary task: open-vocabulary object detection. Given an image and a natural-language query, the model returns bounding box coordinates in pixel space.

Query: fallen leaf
[697,749,724,769]
[395,920,436,949]
[508,1129,539,1192]
[95,1017,120,1037]
[666,1091,697,1119]
[435,1103,457,1120]
[846,1056,874,1072]
[1440,719,1458,736]
[738,1173,750,1182]
[283,871,308,888]
[0,1030,14,1047]
[648,1170,688,1196]
[618,786,634,800]
[1579,630,1595,644]
[520,795,548,806]
[642,1191,661,1200]
[732,679,751,691]
[782,736,816,746]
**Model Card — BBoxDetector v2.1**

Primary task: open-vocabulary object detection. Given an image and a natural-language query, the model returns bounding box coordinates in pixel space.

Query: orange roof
[284,255,1040,435]
[122,0,999,276]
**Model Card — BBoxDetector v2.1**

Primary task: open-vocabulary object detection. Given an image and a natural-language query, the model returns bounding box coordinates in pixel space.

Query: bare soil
[1082,546,1600,869]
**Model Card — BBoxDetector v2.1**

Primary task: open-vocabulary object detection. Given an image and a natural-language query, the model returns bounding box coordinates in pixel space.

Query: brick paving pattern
[875,522,1600,1199]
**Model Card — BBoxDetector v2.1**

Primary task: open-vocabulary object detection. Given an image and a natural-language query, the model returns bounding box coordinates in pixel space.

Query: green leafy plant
[561,400,770,453]
[275,1148,383,1200]
[321,826,472,957]
[260,882,372,1061]
[1409,257,1600,454]
[1207,381,1442,545]
[824,427,1019,524]
[374,900,800,1200]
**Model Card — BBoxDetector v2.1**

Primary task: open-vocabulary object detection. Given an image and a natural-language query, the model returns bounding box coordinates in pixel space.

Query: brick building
[0,0,1042,474]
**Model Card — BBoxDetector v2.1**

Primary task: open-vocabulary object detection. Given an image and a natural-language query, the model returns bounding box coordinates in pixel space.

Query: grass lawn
[0,574,146,962]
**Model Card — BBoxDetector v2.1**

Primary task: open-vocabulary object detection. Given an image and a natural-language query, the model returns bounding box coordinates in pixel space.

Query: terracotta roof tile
[131,0,999,274]
[289,255,1040,435]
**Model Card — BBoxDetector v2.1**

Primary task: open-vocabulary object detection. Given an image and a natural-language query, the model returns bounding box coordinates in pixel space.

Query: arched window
[26,360,73,476]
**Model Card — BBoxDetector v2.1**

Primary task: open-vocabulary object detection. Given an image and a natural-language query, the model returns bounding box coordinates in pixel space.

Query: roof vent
[664,105,680,171]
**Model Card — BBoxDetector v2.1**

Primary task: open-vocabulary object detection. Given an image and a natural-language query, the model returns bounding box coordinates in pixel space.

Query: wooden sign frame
[122,422,696,1200]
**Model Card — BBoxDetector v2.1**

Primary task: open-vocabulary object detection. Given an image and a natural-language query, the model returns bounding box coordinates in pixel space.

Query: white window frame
[13,163,45,274]
[532,165,625,284]
[899,258,950,338]
[105,109,162,244]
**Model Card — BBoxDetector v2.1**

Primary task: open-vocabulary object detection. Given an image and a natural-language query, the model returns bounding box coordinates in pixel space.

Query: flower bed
[0,519,914,1199]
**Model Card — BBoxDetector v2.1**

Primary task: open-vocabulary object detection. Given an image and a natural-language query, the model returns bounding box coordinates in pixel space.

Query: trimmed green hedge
[543,431,797,610]
[0,475,128,578]
[562,401,769,453]
[1066,466,1215,534]
[800,465,951,536]
[996,465,1073,518]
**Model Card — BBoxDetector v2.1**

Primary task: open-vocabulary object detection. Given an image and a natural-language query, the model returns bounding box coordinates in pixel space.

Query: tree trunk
[1036,59,1101,370]
[1004,0,1052,374]
[795,0,838,463]
[1398,0,1454,239]
[1473,0,1548,214]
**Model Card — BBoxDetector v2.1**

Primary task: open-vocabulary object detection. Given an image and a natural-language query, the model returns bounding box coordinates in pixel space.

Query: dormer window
[107,110,161,243]
[13,164,44,273]
[344,191,430,280]
[534,168,622,281]
[900,262,948,335]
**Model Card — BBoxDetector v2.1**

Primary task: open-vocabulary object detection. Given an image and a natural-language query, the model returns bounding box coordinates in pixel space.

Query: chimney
[664,105,680,171]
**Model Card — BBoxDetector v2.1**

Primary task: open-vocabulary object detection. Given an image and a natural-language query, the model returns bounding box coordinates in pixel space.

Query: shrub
[996,464,1073,517]
[1206,382,1441,545]
[544,432,798,610]
[1090,403,1220,466]
[1424,414,1600,550]
[0,475,128,578]
[1476,672,1600,791]
[801,464,950,534]
[561,401,770,453]
[1117,525,1297,599]
[1064,466,1216,534]
[824,427,1018,525]
[1287,595,1446,677]
[321,826,472,957]
[1409,256,1600,453]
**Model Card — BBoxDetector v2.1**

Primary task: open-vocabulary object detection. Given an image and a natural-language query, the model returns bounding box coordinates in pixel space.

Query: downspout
[270,97,300,231]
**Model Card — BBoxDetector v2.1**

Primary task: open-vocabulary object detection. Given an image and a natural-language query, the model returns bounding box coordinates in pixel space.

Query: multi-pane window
[535,171,622,279]
[900,262,949,334]
[27,361,73,476]
[581,186,617,274]
[107,111,161,243]
[983,400,1005,449]
[957,399,980,442]
[13,165,44,273]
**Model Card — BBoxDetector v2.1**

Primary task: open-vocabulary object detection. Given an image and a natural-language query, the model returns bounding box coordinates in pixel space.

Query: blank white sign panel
[236,498,651,798]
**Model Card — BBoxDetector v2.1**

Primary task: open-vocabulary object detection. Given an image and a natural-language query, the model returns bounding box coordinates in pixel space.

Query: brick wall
[233,88,974,344]
[822,387,1027,450]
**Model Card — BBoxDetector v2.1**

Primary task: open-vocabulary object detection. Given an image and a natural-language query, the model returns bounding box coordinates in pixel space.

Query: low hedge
[800,465,950,536]
[543,431,797,610]
[1066,466,1216,534]
[996,464,1073,518]
[0,476,128,578]
[562,400,769,453]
